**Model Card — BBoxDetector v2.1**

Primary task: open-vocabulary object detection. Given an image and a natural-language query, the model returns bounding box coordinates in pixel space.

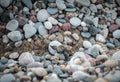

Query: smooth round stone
[21,0,32,9]
[88,26,99,36]
[90,4,97,13]
[109,24,119,32]
[75,0,90,6]
[38,24,48,36]
[105,70,120,82]
[96,4,103,9]
[112,30,120,39]
[0,0,11,7]
[56,0,66,10]
[7,31,22,42]
[16,71,25,77]
[96,34,106,43]
[44,21,53,30]
[9,52,19,59]
[83,16,93,25]
[55,53,65,60]
[65,8,76,12]
[48,40,62,54]
[0,57,8,64]
[34,22,43,30]
[6,20,19,31]
[53,65,63,75]
[0,63,7,72]
[18,52,35,66]
[37,9,50,22]
[116,18,120,26]
[70,17,81,27]
[23,24,37,38]
[0,74,15,82]
[27,62,43,68]
[2,35,9,43]
[112,51,120,60]
[72,33,79,40]
[47,73,62,82]
[93,17,98,27]
[81,32,91,38]
[48,17,58,25]
[96,55,108,61]
[58,14,65,19]
[81,22,86,27]
[58,19,66,23]
[106,43,115,49]
[15,40,22,47]
[72,71,89,81]
[83,40,92,49]
[30,67,47,77]
[47,7,58,15]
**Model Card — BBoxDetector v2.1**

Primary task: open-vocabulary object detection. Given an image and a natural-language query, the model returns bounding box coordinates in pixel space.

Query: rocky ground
[0,0,120,82]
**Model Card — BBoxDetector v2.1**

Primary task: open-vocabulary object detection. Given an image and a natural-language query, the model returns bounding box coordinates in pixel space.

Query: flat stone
[47,7,58,15]
[2,35,9,43]
[18,52,35,66]
[70,17,81,27]
[27,62,43,68]
[48,17,58,25]
[72,33,79,40]
[0,57,8,64]
[53,65,63,75]
[38,24,48,36]
[96,34,106,43]
[88,26,99,36]
[115,18,120,26]
[0,74,15,82]
[0,0,11,7]
[90,4,97,13]
[83,40,92,49]
[83,16,93,25]
[37,9,50,22]
[112,30,120,38]
[21,0,32,9]
[81,22,86,27]
[0,63,7,72]
[56,0,66,10]
[15,40,22,47]
[7,31,22,42]
[109,24,119,32]
[44,21,53,30]
[93,17,99,27]
[81,32,91,38]
[23,24,37,38]
[6,20,19,31]
[75,0,90,6]
[112,51,120,60]
[9,52,19,59]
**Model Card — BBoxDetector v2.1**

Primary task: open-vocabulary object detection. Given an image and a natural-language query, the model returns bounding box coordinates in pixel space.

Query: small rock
[64,36,73,44]
[21,0,32,9]
[96,55,108,61]
[2,35,9,43]
[18,52,35,66]
[0,74,15,82]
[0,57,8,64]
[23,24,37,38]
[0,64,7,72]
[62,23,71,31]
[106,43,115,49]
[96,4,103,9]
[109,24,119,32]
[44,21,53,30]
[112,50,120,60]
[88,26,99,36]
[49,25,59,34]
[7,31,22,42]
[70,17,81,27]
[64,31,72,36]
[81,22,86,27]
[14,40,22,47]
[116,18,120,26]
[48,40,62,54]
[37,9,50,22]
[47,7,58,15]
[38,24,48,36]
[27,62,43,68]
[72,71,89,81]
[53,65,63,75]
[0,0,11,7]
[6,20,19,31]
[47,73,62,82]
[72,33,79,40]
[56,0,66,10]
[30,67,47,77]
[9,52,19,59]
[93,17,99,27]
[83,16,93,25]
[96,34,106,43]
[81,32,91,38]
[112,30,120,38]
[75,0,90,6]
[102,28,108,38]
[90,4,97,13]
[83,40,92,49]
[48,17,58,25]
[33,56,40,62]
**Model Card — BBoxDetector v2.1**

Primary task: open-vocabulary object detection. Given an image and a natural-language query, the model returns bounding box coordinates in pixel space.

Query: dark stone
[88,26,99,36]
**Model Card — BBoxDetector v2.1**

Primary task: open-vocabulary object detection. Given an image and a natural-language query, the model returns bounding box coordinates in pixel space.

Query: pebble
[88,26,99,36]
[112,50,120,60]
[23,24,37,38]
[48,17,58,25]
[47,7,58,15]
[53,65,63,75]
[115,18,120,26]
[83,40,92,49]
[14,40,22,47]
[56,0,66,10]
[6,20,19,31]
[70,17,81,27]
[83,16,93,25]
[81,22,86,27]
[72,33,79,41]
[96,34,106,43]
[46,73,62,82]
[33,56,40,62]
[38,24,48,36]
[0,74,15,82]
[21,0,32,9]
[90,4,97,13]
[72,71,90,81]
[27,62,43,69]
[44,21,53,30]
[96,55,108,61]
[62,23,71,31]
[7,31,22,42]
[48,40,62,54]
[0,57,8,64]
[18,52,35,66]
[0,0,11,7]
[0,63,7,72]
[2,35,9,43]
[106,43,115,49]
[37,9,50,22]
[109,24,119,32]
[112,30,120,39]
[9,52,19,59]
[93,17,99,27]
[64,36,73,44]
[75,0,91,6]
[81,32,91,38]
[30,67,47,77]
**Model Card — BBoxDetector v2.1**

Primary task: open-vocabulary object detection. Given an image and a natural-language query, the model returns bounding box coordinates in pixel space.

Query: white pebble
[44,21,53,30]
[72,33,79,40]
[81,22,86,27]
[83,40,92,49]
